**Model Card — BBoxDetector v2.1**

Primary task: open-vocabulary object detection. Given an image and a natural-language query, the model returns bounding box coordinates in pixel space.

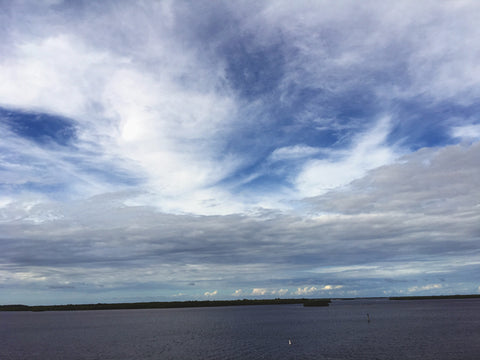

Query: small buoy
[367,313,371,323]
[288,339,292,345]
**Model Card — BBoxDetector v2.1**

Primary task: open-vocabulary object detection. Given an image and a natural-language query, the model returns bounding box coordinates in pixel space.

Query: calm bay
[1,298,479,359]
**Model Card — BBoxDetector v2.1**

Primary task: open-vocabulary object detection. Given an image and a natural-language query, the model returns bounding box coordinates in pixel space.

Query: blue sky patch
[0,107,77,147]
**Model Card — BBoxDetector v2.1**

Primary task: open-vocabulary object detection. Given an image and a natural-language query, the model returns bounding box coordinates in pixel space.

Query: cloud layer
[0,0,479,304]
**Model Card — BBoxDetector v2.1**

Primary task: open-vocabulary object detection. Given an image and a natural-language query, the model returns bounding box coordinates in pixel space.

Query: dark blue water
[1,299,480,359]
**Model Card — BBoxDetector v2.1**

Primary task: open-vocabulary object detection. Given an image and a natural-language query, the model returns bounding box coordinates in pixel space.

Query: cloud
[270,145,322,162]
[293,285,343,295]
[295,117,398,197]
[1,139,479,302]
[0,2,244,214]
[321,285,343,291]
[272,288,289,296]
[294,287,318,296]
[408,284,443,293]
[452,124,480,141]
[309,142,480,216]
[251,288,268,296]
[2,0,479,212]
[1,0,480,304]
[0,34,107,117]
[233,289,243,296]
[1,142,479,304]
[260,0,480,105]
[248,288,290,296]
[204,290,218,297]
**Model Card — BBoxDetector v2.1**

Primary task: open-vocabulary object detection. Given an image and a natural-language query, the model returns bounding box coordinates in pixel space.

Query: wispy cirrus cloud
[295,117,399,197]
[452,124,480,142]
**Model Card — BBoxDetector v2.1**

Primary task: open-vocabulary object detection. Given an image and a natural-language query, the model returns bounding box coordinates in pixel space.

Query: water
[1,299,480,359]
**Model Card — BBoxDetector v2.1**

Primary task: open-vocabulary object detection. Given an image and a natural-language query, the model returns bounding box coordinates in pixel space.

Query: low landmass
[0,298,331,312]
[389,294,480,301]
[4,294,478,312]
[302,299,332,307]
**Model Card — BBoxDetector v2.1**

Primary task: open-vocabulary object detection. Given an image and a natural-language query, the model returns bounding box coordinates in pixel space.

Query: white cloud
[233,289,243,296]
[103,70,244,211]
[0,34,110,117]
[272,288,289,296]
[251,288,268,296]
[270,145,321,162]
[294,286,318,295]
[260,0,480,105]
[296,117,398,197]
[408,284,443,293]
[311,258,480,280]
[0,18,245,214]
[204,290,218,297]
[293,285,342,295]
[452,124,480,141]
[399,3,480,104]
[321,285,343,291]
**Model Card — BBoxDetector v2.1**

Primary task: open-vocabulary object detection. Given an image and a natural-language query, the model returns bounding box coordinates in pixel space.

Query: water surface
[1,299,479,359]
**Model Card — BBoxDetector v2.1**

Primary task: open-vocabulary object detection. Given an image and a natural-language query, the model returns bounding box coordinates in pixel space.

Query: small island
[302,299,332,306]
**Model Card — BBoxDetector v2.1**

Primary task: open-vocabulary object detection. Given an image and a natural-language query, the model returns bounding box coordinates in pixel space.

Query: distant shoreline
[389,294,480,301]
[2,294,479,312]
[0,298,331,312]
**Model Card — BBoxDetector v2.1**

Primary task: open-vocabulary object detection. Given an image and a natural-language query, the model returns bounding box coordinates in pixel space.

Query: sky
[0,0,479,305]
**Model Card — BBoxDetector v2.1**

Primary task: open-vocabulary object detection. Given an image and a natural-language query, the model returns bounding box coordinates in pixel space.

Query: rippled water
[1,299,480,359]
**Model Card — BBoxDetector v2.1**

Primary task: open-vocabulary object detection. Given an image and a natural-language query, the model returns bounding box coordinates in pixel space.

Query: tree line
[0,298,331,312]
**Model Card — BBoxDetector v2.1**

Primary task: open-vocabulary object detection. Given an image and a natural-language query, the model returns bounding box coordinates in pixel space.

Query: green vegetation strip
[0,298,331,311]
